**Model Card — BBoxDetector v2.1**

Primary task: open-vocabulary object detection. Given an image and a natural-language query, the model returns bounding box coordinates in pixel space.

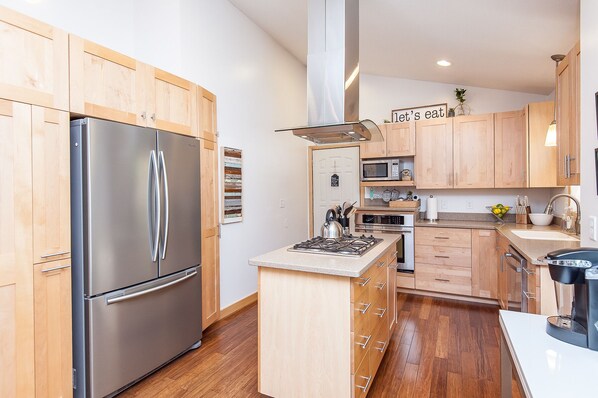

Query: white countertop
[248,234,401,277]
[499,310,598,397]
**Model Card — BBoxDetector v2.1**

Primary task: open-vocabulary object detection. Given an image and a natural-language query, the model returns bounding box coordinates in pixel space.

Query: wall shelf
[360,181,416,187]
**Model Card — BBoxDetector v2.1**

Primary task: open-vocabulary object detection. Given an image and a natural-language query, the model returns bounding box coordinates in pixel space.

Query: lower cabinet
[471,229,498,299]
[34,260,72,398]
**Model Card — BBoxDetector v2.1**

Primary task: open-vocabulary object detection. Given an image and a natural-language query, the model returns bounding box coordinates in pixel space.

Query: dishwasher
[503,245,534,312]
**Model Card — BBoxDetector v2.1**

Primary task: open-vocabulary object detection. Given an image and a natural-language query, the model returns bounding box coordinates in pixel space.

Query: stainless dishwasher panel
[86,267,202,398]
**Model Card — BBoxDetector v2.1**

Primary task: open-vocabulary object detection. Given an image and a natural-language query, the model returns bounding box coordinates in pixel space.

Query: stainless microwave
[360,158,401,181]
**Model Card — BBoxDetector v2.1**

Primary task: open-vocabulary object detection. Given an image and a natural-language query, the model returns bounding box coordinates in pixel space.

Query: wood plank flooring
[119,294,507,397]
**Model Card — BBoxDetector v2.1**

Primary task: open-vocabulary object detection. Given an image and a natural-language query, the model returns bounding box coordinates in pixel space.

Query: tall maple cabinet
[0,5,220,396]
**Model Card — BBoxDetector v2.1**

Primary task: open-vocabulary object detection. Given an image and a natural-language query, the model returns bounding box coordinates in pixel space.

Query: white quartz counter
[499,310,598,397]
[248,234,401,277]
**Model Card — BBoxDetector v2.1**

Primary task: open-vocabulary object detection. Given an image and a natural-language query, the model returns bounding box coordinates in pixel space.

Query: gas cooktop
[288,234,383,257]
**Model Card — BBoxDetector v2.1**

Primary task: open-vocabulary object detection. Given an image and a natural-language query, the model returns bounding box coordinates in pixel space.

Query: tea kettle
[321,209,343,239]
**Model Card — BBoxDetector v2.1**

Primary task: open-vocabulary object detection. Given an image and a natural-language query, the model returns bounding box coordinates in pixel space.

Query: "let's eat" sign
[391,103,447,123]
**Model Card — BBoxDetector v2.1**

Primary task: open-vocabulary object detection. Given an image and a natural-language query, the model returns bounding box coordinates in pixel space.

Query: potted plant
[454,88,470,115]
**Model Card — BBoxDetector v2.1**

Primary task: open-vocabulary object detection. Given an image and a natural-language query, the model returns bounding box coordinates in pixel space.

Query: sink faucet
[544,194,581,235]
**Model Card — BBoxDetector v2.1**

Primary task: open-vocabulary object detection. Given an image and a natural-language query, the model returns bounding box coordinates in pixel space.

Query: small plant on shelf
[454,88,470,115]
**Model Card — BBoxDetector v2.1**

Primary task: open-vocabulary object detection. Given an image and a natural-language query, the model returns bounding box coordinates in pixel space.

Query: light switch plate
[590,216,597,241]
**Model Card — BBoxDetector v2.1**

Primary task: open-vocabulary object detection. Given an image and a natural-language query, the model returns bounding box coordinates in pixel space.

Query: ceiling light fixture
[436,60,451,67]
[545,54,565,147]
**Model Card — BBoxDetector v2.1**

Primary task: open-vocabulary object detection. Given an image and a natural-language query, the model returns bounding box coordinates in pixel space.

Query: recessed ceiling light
[436,60,451,67]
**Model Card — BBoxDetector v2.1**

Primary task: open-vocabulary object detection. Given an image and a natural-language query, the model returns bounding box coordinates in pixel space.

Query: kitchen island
[249,234,400,398]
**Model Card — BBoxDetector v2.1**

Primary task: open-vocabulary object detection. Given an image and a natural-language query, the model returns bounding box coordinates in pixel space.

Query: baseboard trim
[219,292,258,320]
[397,288,499,306]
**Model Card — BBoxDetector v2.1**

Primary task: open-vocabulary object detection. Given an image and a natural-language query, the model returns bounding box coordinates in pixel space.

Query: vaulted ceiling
[229,0,579,94]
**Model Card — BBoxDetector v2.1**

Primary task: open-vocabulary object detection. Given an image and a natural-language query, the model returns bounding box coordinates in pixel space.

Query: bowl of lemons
[486,204,511,223]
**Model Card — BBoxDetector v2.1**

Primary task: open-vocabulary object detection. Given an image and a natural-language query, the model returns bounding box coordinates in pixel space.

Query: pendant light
[545,54,566,147]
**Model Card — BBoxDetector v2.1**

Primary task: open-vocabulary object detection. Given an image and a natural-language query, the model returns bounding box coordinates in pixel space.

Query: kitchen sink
[510,230,579,241]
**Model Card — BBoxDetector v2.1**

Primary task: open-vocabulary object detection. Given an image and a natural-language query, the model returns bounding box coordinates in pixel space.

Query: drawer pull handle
[357,302,371,314]
[375,281,387,290]
[393,251,398,257]
[523,291,536,300]
[41,264,71,273]
[40,250,70,259]
[356,277,371,287]
[377,260,385,267]
[374,340,387,352]
[435,278,450,282]
[523,267,535,275]
[374,307,387,317]
[434,237,450,240]
[356,334,372,349]
[356,375,372,391]
[434,255,450,259]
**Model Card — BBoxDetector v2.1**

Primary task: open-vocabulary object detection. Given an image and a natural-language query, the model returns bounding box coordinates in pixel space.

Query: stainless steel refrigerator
[71,118,202,398]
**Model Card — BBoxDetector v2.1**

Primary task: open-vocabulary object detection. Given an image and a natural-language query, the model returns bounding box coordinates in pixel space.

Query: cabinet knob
[151,113,156,122]
[141,112,147,120]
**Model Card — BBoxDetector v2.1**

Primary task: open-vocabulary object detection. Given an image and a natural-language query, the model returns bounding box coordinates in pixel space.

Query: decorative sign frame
[222,147,243,224]
[391,103,448,123]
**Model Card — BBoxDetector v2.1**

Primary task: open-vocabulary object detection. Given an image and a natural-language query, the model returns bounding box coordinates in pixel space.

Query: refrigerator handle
[105,269,197,305]
[149,150,160,262]
[159,150,170,260]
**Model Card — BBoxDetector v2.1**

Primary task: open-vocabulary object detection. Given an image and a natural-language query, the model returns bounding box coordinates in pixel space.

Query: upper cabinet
[198,87,218,142]
[360,122,414,159]
[415,118,453,189]
[453,114,495,188]
[70,35,198,137]
[495,110,526,188]
[527,101,559,187]
[0,6,69,110]
[386,122,415,157]
[556,42,580,186]
[360,124,387,158]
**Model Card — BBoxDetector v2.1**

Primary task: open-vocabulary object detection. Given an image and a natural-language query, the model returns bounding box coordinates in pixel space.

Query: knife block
[516,206,531,224]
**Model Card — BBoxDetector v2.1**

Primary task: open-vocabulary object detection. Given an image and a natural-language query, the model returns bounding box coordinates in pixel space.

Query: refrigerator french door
[71,118,202,398]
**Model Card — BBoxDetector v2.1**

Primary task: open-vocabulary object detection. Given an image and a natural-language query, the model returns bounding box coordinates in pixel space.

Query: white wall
[580,0,598,246]
[360,73,555,212]
[361,74,551,124]
[1,0,309,308]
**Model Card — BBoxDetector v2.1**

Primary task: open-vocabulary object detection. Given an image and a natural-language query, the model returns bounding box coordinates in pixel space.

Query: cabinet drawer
[353,346,372,398]
[369,301,388,337]
[415,245,471,267]
[351,262,379,302]
[370,321,389,377]
[351,289,371,335]
[415,263,472,296]
[369,267,387,304]
[397,273,415,289]
[415,227,472,247]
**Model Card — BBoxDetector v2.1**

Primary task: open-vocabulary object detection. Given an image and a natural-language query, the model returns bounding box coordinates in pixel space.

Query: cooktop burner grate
[288,234,383,257]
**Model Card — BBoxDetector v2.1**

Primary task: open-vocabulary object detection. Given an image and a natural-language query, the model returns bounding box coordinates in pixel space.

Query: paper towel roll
[426,195,438,221]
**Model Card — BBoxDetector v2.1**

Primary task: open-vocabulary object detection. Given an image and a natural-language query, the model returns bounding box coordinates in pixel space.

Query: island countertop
[248,234,401,277]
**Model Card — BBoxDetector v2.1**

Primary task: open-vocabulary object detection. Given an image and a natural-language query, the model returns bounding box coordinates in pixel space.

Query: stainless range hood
[275,0,382,144]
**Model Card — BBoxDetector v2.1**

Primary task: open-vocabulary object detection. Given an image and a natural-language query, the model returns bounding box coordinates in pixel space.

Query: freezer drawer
[85,267,202,398]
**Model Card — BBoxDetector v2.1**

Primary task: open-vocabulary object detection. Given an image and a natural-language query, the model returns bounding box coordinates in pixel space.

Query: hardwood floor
[118,294,507,397]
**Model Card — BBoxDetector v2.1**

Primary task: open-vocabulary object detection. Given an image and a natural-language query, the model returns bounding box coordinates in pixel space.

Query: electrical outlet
[590,216,597,241]
[280,199,286,208]
[441,199,448,210]
[466,201,473,209]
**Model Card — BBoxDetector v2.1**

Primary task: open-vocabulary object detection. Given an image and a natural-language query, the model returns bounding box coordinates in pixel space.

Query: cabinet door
[386,122,415,157]
[0,6,69,110]
[201,139,221,330]
[34,260,72,398]
[495,110,526,188]
[147,67,198,137]
[0,99,34,398]
[360,124,386,159]
[528,102,559,187]
[387,251,397,334]
[471,230,498,299]
[453,114,494,188]
[415,119,453,188]
[198,87,218,142]
[69,35,146,126]
[556,43,580,186]
[32,107,70,264]
[497,235,509,309]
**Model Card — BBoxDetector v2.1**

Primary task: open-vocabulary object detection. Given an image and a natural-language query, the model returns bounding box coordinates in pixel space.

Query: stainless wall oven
[355,211,414,273]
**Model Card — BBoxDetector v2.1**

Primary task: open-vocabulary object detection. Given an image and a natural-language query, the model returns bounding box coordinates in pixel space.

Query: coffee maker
[545,248,598,350]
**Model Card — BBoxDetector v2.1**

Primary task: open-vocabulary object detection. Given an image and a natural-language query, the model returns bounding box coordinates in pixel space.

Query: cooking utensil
[343,205,353,217]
